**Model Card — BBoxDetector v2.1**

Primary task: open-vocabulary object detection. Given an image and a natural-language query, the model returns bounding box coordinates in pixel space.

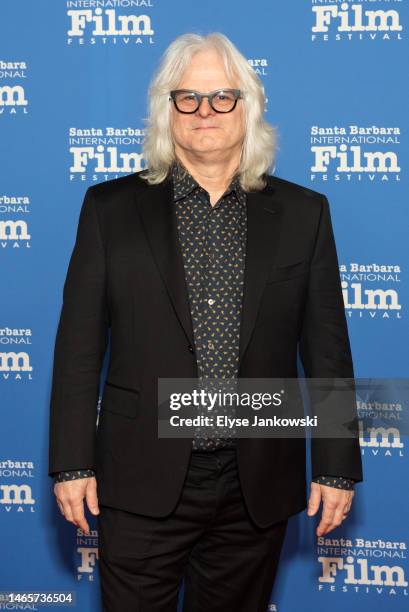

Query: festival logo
[248,57,269,111]
[311,0,403,42]
[340,262,402,320]
[66,0,156,46]
[69,126,145,181]
[358,379,406,458]
[359,412,404,458]
[317,535,408,596]
[0,328,33,381]
[77,527,99,581]
[0,193,31,249]
[310,125,401,183]
[0,60,28,115]
[0,459,36,514]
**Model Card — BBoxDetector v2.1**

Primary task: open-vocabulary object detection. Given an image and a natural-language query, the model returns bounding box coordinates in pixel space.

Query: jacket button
[188,345,194,353]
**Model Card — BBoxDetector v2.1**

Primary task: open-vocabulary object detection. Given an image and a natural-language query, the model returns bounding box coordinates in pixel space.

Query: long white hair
[140,32,278,192]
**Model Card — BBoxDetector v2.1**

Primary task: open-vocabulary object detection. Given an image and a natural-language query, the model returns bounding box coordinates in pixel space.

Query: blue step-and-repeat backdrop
[1,1,408,610]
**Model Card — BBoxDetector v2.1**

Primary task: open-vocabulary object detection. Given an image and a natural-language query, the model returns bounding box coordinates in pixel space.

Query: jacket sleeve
[48,186,109,476]
[299,194,363,483]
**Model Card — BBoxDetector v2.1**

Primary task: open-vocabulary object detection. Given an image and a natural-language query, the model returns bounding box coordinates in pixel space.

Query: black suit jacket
[48,170,363,528]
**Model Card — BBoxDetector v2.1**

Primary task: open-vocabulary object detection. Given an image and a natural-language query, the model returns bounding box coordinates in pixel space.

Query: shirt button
[208,340,215,349]
[208,298,215,306]
[187,345,194,353]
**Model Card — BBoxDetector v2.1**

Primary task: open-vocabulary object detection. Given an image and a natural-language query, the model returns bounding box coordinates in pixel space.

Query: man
[49,32,363,611]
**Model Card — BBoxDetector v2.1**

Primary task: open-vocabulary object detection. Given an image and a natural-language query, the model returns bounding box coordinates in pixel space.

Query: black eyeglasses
[169,89,243,114]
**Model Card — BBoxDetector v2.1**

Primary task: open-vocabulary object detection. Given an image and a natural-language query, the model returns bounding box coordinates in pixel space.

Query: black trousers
[97,447,288,612]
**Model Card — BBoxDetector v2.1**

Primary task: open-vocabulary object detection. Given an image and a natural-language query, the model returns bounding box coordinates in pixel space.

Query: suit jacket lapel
[238,187,282,366]
[135,174,283,367]
[136,175,196,348]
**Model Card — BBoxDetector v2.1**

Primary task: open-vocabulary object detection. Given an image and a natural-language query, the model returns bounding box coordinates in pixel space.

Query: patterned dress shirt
[53,159,355,491]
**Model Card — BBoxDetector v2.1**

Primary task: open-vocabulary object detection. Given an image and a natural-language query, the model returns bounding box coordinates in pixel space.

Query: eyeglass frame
[169,88,243,114]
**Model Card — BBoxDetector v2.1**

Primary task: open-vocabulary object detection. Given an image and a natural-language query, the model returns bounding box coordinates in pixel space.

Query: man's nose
[197,96,214,116]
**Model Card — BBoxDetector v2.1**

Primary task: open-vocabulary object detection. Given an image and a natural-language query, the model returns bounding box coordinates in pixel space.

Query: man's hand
[54,476,99,535]
[307,482,354,536]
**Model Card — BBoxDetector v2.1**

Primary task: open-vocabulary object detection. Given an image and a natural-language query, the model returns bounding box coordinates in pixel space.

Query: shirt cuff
[312,475,355,490]
[53,469,95,483]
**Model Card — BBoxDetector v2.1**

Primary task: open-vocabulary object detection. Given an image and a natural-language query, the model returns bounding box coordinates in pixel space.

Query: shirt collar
[170,158,245,204]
